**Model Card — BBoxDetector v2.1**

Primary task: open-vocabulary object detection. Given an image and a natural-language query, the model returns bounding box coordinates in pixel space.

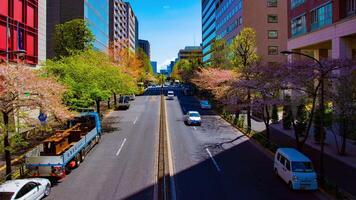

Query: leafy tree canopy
[54,19,95,58]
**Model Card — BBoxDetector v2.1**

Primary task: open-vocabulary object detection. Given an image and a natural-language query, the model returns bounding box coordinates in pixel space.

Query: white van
[274,148,318,190]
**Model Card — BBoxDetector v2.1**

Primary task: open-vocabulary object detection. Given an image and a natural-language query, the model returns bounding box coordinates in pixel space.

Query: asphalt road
[44,86,329,200]
[46,90,160,200]
[164,86,327,200]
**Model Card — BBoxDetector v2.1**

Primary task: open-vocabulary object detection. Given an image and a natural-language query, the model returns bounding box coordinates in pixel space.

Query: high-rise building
[135,16,139,49]
[202,0,288,64]
[287,0,356,60]
[138,39,150,58]
[47,0,109,58]
[125,2,136,50]
[151,61,157,74]
[178,46,203,62]
[0,0,46,65]
[110,0,128,60]
[202,0,217,63]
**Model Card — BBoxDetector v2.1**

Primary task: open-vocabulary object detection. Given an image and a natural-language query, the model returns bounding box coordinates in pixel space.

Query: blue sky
[128,0,202,70]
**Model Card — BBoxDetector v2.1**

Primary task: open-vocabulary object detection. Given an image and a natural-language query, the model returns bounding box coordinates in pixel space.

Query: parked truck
[25,112,101,180]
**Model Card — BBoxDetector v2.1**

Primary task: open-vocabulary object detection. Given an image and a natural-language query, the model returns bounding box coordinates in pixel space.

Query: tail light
[51,166,65,178]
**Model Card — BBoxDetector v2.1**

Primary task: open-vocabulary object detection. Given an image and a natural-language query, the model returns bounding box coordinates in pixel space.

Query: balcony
[311,17,332,31]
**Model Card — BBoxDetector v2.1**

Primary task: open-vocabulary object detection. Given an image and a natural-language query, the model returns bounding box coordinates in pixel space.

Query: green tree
[230,27,259,133]
[54,19,95,58]
[45,50,136,115]
[210,38,231,69]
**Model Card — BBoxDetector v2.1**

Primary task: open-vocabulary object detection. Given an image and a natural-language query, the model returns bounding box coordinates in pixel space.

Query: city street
[45,87,327,200]
[165,87,325,200]
[46,90,160,200]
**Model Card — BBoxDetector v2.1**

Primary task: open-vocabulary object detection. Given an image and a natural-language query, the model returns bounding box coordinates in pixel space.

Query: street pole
[281,50,326,183]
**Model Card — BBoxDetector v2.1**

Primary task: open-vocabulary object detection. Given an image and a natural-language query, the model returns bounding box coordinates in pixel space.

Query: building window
[268,46,279,55]
[291,0,305,9]
[346,0,356,16]
[311,3,333,31]
[268,15,278,23]
[239,17,243,25]
[267,0,278,7]
[268,30,278,39]
[291,14,306,36]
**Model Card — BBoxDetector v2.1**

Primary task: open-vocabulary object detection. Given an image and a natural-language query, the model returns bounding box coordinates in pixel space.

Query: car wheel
[44,184,51,196]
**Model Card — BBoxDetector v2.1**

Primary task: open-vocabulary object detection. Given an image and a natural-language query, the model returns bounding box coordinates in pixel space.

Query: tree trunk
[2,111,12,180]
[107,98,110,109]
[264,105,271,140]
[340,117,347,155]
[113,93,117,107]
[96,100,101,116]
[247,89,252,133]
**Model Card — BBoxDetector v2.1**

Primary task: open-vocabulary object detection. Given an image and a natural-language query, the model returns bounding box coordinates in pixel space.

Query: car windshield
[189,113,200,117]
[0,192,14,200]
[168,92,174,95]
[292,161,314,172]
[201,101,209,105]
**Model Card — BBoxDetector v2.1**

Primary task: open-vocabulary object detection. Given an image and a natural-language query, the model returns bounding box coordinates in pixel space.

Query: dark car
[116,96,130,110]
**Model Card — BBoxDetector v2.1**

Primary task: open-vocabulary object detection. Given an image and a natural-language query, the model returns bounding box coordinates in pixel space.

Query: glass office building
[85,0,109,51]
[202,0,216,63]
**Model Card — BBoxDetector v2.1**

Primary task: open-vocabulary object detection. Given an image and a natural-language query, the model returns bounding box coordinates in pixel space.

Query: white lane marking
[133,116,138,125]
[193,126,197,130]
[206,148,222,172]
[115,138,127,156]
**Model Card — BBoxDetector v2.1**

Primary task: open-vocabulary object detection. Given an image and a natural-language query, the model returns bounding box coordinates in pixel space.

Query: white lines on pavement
[193,126,197,131]
[206,148,222,172]
[133,116,138,125]
[115,138,127,156]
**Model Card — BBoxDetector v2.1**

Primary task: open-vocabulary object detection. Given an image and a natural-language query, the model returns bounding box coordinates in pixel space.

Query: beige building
[203,0,288,64]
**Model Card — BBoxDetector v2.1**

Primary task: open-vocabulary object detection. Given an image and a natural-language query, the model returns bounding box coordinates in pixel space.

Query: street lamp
[280,50,326,183]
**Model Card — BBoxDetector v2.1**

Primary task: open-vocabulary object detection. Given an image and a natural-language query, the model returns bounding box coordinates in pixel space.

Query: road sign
[38,112,47,123]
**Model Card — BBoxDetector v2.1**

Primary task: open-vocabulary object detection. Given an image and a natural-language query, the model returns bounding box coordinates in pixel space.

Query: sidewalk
[247,115,356,197]
[249,116,356,169]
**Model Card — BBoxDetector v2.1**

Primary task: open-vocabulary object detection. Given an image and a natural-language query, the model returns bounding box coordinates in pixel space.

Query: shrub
[295,100,307,137]
[271,105,278,124]
[282,96,292,129]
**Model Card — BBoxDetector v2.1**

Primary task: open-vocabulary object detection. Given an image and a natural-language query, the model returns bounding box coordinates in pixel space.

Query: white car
[0,178,51,200]
[167,91,174,100]
[185,111,201,126]
[274,148,318,190]
[200,100,212,110]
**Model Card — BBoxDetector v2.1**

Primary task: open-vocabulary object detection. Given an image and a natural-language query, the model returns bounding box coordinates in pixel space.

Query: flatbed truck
[25,112,101,180]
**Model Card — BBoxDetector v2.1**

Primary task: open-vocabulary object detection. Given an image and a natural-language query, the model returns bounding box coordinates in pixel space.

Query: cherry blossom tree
[0,63,72,180]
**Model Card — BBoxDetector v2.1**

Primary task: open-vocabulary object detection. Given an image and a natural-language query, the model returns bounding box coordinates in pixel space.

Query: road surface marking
[193,126,197,130]
[115,138,127,156]
[206,148,221,172]
[164,94,177,200]
[133,116,138,125]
